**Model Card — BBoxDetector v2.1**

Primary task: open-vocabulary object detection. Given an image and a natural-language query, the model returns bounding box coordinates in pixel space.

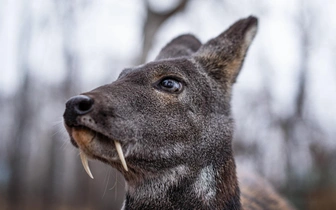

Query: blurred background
[0,0,335,209]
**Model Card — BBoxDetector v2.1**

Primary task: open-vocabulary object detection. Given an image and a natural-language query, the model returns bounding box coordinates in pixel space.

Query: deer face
[63,17,258,182]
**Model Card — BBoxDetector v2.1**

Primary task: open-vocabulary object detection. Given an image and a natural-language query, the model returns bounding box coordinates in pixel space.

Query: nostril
[65,95,94,116]
[76,97,94,114]
[64,95,94,126]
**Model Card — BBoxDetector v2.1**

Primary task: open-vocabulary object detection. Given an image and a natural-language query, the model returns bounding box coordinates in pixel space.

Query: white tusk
[114,141,128,171]
[80,150,94,179]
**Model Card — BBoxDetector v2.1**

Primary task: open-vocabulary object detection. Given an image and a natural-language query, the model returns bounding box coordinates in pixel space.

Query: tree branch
[139,0,189,64]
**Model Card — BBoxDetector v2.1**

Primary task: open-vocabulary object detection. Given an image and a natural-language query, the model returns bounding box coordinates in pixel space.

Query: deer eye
[156,78,183,93]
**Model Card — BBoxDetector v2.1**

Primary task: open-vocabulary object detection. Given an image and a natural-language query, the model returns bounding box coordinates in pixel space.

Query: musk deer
[63,16,295,210]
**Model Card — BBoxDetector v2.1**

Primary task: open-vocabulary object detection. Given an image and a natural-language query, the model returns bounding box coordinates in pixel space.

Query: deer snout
[63,95,94,126]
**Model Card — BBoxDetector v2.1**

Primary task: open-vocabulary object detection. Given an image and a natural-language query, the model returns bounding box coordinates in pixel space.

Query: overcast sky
[2,0,335,124]
[0,0,335,119]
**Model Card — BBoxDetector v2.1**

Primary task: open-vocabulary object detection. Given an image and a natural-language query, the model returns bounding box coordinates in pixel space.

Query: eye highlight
[155,78,183,93]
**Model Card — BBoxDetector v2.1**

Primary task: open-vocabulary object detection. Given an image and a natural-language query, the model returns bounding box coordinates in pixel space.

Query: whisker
[109,170,118,191]
[115,172,118,200]
[60,141,69,150]
[102,167,111,199]
[52,118,64,127]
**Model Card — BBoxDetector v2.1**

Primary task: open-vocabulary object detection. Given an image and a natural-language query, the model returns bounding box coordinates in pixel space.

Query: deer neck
[122,154,241,210]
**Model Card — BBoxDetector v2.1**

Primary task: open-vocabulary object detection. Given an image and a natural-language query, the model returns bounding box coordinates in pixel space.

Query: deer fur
[63,16,295,210]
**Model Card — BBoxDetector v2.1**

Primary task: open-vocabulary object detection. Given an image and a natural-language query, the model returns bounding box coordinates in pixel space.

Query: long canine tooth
[114,141,128,171]
[80,150,94,179]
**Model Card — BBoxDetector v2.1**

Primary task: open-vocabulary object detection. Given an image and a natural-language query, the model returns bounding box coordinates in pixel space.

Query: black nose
[63,95,94,126]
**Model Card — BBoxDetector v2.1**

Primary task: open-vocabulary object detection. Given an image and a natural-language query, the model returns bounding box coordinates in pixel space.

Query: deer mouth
[65,124,129,179]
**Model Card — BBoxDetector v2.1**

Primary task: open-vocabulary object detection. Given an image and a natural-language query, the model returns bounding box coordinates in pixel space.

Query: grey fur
[63,16,295,210]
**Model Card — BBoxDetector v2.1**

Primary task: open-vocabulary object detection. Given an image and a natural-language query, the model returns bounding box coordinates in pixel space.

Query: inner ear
[194,16,258,85]
[155,34,202,60]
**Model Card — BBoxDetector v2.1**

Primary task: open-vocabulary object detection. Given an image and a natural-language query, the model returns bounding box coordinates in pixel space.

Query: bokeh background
[1,0,336,209]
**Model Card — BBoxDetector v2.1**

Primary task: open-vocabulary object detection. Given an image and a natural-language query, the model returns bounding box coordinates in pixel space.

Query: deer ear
[194,16,258,84]
[155,34,202,60]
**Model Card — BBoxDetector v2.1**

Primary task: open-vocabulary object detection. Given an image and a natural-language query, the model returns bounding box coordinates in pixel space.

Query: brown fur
[238,169,295,210]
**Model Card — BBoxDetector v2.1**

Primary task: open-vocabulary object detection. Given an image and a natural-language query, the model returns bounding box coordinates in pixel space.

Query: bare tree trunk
[7,75,34,210]
[54,1,92,208]
[41,127,62,210]
[277,4,314,205]
[6,3,33,209]
[138,0,189,64]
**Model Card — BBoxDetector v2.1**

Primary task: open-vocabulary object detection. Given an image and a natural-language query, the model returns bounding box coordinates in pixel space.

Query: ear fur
[155,34,202,60]
[194,16,258,84]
